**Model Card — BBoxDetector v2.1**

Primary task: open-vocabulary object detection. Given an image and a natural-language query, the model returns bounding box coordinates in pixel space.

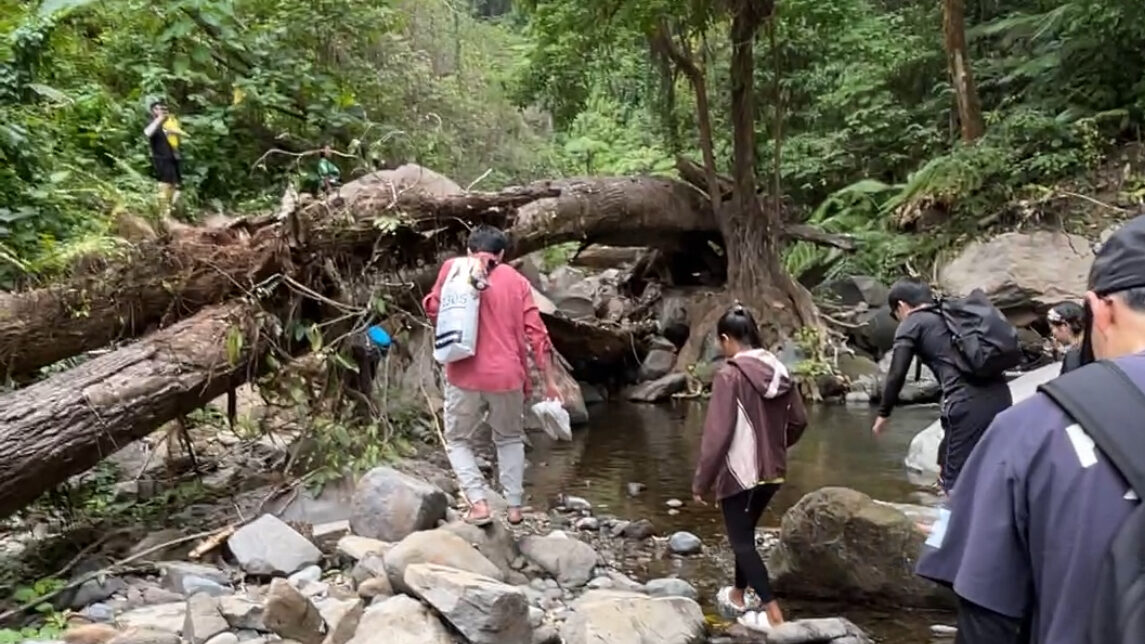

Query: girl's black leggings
[719,483,782,603]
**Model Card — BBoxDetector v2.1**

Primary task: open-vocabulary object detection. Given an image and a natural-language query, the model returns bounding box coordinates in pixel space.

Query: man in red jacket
[423,226,560,525]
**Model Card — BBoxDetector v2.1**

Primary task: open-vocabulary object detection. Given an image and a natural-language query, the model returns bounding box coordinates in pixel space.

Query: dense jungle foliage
[3,0,1145,288]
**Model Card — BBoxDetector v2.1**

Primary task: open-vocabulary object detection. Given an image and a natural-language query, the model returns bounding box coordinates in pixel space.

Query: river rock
[160,563,231,597]
[622,519,656,540]
[69,576,128,609]
[183,594,229,644]
[877,353,938,404]
[263,578,324,644]
[405,564,531,644]
[644,578,698,601]
[350,553,387,585]
[639,349,677,382]
[439,519,519,578]
[109,629,181,644]
[768,487,954,608]
[383,528,503,594]
[726,617,872,644]
[203,634,238,644]
[626,373,688,403]
[849,306,898,359]
[314,598,363,644]
[227,514,323,577]
[667,532,702,555]
[65,624,119,644]
[519,534,599,588]
[836,354,881,400]
[336,536,391,562]
[116,603,187,634]
[218,596,264,631]
[939,231,1093,317]
[561,590,705,644]
[349,467,449,542]
[356,576,392,600]
[345,595,453,644]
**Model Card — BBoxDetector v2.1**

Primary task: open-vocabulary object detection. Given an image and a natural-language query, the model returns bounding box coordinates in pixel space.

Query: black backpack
[935,289,1021,380]
[1039,361,1145,644]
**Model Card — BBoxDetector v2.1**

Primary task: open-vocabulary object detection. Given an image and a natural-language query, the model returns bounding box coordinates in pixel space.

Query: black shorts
[152,157,182,186]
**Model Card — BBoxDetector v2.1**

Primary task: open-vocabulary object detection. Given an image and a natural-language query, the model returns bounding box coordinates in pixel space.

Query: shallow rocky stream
[525,400,949,642]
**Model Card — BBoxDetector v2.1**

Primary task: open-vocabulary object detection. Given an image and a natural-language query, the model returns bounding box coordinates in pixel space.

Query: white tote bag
[433,258,482,364]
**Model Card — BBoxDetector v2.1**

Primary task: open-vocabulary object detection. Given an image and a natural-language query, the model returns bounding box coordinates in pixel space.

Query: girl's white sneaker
[737,610,773,633]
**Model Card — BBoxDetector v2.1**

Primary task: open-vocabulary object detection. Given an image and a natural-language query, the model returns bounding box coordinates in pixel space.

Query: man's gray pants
[443,383,526,507]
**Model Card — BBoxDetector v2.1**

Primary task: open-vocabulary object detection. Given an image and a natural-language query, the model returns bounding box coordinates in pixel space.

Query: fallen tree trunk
[0,169,852,379]
[0,302,266,518]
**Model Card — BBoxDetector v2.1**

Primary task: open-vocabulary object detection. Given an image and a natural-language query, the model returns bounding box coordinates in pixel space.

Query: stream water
[525,400,948,643]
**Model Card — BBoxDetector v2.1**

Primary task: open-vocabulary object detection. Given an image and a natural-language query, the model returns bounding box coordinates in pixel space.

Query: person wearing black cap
[913,215,1145,644]
[1046,301,1084,374]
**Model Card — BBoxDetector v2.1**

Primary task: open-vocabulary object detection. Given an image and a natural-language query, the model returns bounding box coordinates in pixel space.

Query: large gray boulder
[383,528,503,594]
[519,534,599,588]
[626,373,688,403]
[561,590,705,644]
[439,520,519,579]
[344,596,453,644]
[639,348,677,383]
[821,275,889,308]
[768,487,954,609]
[227,514,322,576]
[349,467,448,542]
[405,564,531,644]
[939,231,1093,318]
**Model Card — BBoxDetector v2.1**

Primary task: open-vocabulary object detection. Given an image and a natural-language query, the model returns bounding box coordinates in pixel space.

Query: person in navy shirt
[915,216,1145,643]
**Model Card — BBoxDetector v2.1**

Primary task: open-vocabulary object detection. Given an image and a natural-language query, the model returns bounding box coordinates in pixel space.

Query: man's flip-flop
[464,511,493,527]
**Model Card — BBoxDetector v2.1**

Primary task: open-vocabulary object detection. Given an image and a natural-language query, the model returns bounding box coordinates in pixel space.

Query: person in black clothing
[872,279,1013,492]
[1047,301,1084,374]
[143,100,187,216]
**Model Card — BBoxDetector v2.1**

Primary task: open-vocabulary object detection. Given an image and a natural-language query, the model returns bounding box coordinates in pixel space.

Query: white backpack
[433,258,484,364]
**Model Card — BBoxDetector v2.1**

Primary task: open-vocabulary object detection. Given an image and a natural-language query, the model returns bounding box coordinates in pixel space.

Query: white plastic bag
[433,258,482,364]
[532,399,572,441]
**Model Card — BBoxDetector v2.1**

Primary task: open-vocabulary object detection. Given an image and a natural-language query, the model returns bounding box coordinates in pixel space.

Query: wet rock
[667,532,702,556]
[228,514,323,577]
[203,634,238,644]
[625,483,646,496]
[561,590,705,644]
[835,354,881,400]
[160,563,230,598]
[355,577,392,600]
[116,603,187,634]
[727,617,872,643]
[405,564,531,644]
[345,595,452,644]
[931,624,957,638]
[182,594,229,644]
[108,629,180,644]
[639,349,677,382]
[349,467,449,542]
[218,596,264,631]
[558,495,593,512]
[574,517,600,532]
[626,374,688,403]
[622,519,656,540]
[439,519,519,578]
[665,499,683,509]
[382,528,503,594]
[644,578,698,601]
[768,487,955,609]
[263,578,324,644]
[71,576,128,609]
[335,536,391,562]
[939,231,1092,316]
[519,534,600,588]
[604,571,645,593]
[877,353,938,404]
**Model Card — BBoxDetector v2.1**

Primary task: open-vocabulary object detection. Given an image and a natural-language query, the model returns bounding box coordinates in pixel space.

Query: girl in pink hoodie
[692,305,807,632]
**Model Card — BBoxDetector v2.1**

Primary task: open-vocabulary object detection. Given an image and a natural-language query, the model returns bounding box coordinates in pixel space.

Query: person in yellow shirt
[143,100,188,217]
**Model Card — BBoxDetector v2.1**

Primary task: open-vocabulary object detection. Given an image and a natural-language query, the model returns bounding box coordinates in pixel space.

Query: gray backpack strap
[1038,361,1145,494]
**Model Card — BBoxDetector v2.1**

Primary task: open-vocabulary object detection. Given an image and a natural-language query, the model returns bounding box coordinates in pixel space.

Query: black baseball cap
[1089,214,1145,295]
